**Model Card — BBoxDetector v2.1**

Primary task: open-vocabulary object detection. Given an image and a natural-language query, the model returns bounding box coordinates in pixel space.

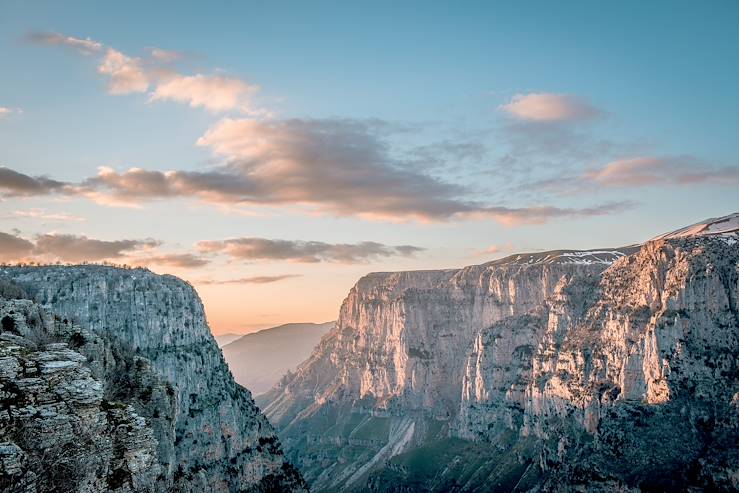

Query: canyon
[258,213,739,492]
[1,213,737,492]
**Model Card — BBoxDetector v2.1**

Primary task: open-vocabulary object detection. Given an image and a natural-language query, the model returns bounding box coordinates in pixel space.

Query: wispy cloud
[3,209,85,222]
[521,155,739,198]
[31,31,263,114]
[196,237,425,263]
[584,156,739,187]
[474,242,513,257]
[500,93,601,122]
[127,252,209,268]
[0,107,22,118]
[27,32,102,55]
[148,47,185,63]
[197,274,301,285]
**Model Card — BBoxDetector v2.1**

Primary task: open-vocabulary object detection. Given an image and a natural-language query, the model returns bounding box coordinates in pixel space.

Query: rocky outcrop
[260,216,739,492]
[0,297,163,492]
[0,266,306,492]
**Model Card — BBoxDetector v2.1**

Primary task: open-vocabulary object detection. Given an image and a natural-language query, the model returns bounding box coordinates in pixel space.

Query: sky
[1,1,738,335]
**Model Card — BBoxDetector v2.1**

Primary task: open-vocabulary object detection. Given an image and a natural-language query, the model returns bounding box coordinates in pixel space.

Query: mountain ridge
[223,321,335,395]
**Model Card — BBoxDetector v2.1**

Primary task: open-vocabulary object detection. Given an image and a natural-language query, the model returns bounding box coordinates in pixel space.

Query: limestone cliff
[0,266,306,492]
[259,215,739,492]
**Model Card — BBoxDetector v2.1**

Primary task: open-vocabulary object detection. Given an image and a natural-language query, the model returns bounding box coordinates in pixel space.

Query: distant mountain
[214,332,243,347]
[222,322,334,395]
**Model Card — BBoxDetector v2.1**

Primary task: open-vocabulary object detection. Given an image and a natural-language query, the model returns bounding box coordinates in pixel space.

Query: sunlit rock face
[258,250,629,490]
[260,217,739,492]
[459,235,739,491]
[0,266,306,492]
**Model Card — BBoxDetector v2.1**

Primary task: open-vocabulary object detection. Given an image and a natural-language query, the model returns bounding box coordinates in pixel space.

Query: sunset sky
[1,1,738,334]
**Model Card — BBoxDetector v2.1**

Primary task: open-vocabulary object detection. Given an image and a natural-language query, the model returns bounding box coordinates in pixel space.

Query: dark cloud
[0,167,69,196]
[197,275,301,285]
[33,234,160,262]
[0,232,35,260]
[196,237,426,264]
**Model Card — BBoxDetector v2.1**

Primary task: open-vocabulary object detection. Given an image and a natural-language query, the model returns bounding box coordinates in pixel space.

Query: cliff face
[260,221,739,492]
[0,266,306,492]
[258,250,631,490]
[458,236,739,491]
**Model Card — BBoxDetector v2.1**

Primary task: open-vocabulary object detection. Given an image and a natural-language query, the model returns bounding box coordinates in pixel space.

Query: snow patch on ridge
[653,212,739,240]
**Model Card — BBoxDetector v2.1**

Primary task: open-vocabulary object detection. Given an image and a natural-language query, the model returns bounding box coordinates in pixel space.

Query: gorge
[0,214,737,492]
[258,213,739,492]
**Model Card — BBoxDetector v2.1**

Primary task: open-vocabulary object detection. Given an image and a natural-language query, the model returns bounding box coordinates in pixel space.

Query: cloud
[196,237,425,263]
[3,209,85,222]
[33,31,262,114]
[97,48,150,94]
[33,234,160,262]
[474,242,513,256]
[0,167,69,196]
[0,113,633,226]
[0,232,35,261]
[24,32,631,226]
[468,202,635,226]
[128,253,209,268]
[193,118,481,219]
[148,48,185,63]
[0,107,22,118]
[585,156,739,187]
[150,74,259,113]
[0,230,212,268]
[0,232,160,263]
[80,166,257,203]
[27,32,102,55]
[197,274,300,285]
[500,93,601,122]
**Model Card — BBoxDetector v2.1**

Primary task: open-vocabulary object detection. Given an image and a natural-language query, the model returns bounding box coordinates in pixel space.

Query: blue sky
[1,1,738,332]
